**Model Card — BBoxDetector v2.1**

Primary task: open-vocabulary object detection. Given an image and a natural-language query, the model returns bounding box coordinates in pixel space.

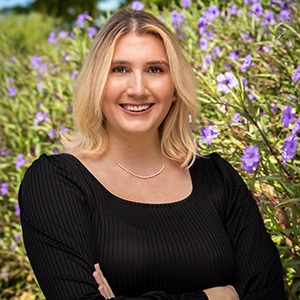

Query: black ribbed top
[18,153,286,300]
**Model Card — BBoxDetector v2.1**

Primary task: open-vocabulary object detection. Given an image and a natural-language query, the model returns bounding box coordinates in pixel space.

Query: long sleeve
[19,154,208,300]
[19,154,102,299]
[211,154,286,300]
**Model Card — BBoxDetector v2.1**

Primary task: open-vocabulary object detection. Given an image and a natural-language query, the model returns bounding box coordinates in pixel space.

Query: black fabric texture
[18,153,287,300]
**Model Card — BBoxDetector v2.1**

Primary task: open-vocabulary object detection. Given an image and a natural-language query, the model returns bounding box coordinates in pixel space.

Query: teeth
[123,104,151,112]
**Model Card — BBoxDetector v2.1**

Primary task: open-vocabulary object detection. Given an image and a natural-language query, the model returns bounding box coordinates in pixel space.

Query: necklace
[108,153,165,179]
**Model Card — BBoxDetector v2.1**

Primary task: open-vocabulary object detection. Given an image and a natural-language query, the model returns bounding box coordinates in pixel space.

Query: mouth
[120,104,154,112]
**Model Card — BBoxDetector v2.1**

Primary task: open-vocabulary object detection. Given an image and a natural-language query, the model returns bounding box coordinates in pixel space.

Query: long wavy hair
[61,8,199,167]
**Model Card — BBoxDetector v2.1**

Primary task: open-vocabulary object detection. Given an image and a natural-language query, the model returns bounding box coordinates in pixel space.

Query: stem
[243,107,296,183]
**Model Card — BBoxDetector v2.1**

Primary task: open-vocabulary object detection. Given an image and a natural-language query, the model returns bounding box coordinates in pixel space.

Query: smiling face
[101,33,175,141]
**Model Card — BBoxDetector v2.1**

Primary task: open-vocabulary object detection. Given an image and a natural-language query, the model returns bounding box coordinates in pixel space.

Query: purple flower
[58,31,68,39]
[241,33,252,41]
[0,182,8,196]
[39,63,47,74]
[229,4,238,16]
[200,125,219,144]
[181,0,191,9]
[278,10,291,22]
[262,45,271,53]
[199,37,209,50]
[280,1,290,9]
[88,26,98,38]
[76,11,89,27]
[292,117,300,135]
[171,10,185,31]
[228,50,240,61]
[30,55,42,69]
[15,204,20,216]
[53,147,59,154]
[216,72,239,94]
[34,111,48,126]
[224,64,233,70]
[1,148,10,156]
[60,123,69,133]
[248,93,256,101]
[281,105,295,128]
[270,103,278,114]
[70,31,76,39]
[270,0,280,5]
[10,55,15,63]
[131,1,144,10]
[263,11,276,26]
[8,86,17,96]
[241,54,252,73]
[204,5,220,21]
[62,52,71,62]
[233,113,244,123]
[204,53,212,64]
[16,154,26,170]
[48,129,57,139]
[10,243,16,251]
[249,2,263,18]
[241,77,249,91]
[282,135,298,163]
[177,33,183,40]
[201,54,212,69]
[197,17,207,34]
[212,45,221,57]
[291,65,300,83]
[36,76,44,92]
[48,32,56,44]
[71,70,78,80]
[241,145,261,174]
[207,31,215,38]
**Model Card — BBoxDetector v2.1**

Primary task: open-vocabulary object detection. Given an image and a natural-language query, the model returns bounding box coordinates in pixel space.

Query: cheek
[102,81,122,104]
[163,81,175,101]
[152,78,174,98]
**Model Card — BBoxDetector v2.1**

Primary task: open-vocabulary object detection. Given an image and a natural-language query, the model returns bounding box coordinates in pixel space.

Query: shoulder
[19,153,87,212]
[24,153,79,177]
[20,153,83,195]
[193,152,237,174]
[192,152,246,189]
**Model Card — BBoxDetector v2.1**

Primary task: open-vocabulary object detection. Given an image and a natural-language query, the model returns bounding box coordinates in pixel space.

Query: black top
[18,153,286,300]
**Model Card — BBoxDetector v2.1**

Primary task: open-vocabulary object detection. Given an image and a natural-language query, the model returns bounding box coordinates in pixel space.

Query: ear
[173,90,177,103]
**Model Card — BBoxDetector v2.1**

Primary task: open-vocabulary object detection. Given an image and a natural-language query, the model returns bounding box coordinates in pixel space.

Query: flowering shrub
[0,0,299,299]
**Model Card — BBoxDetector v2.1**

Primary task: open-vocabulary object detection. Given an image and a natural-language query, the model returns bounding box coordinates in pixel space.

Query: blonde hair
[62,8,199,167]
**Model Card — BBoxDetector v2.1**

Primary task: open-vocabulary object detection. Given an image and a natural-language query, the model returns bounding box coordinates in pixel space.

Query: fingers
[94,263,101,273]
[203,286,239,300]
[93,263,115,299]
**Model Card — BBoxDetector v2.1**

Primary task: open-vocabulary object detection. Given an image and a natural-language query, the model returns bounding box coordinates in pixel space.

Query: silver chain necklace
[108,153,165,179]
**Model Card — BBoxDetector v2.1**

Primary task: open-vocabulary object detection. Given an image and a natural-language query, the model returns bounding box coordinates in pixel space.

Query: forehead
[112,33,168,61]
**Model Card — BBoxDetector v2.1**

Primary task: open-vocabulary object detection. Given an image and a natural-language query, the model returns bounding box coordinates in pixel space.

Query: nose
[127,72,148,98]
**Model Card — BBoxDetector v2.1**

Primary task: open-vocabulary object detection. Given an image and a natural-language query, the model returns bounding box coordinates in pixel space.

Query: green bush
[0,12,55,57]
[0,0,299,299]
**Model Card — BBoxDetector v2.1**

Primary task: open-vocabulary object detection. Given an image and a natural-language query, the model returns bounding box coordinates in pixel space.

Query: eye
[148,67,163,74]
[112,66,128,73]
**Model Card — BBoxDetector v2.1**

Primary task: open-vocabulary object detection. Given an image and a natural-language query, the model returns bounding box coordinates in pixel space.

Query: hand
[93,263,115,299]
[204,285,239,300]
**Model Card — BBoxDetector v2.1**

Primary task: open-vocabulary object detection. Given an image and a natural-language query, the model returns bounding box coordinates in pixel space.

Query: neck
[107,133,165,172]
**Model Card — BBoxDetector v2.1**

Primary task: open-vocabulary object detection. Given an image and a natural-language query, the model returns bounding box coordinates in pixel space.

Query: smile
[121,104,153,112]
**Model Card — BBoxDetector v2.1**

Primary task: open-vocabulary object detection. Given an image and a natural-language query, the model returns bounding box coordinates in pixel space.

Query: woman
[19,8,286,300]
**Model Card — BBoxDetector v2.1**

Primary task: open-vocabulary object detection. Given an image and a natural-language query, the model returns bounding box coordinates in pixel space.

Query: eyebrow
[111,60,169,66]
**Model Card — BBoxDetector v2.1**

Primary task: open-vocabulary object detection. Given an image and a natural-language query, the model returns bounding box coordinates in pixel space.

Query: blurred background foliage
[0,0,299,299]
[0,12,55,56]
